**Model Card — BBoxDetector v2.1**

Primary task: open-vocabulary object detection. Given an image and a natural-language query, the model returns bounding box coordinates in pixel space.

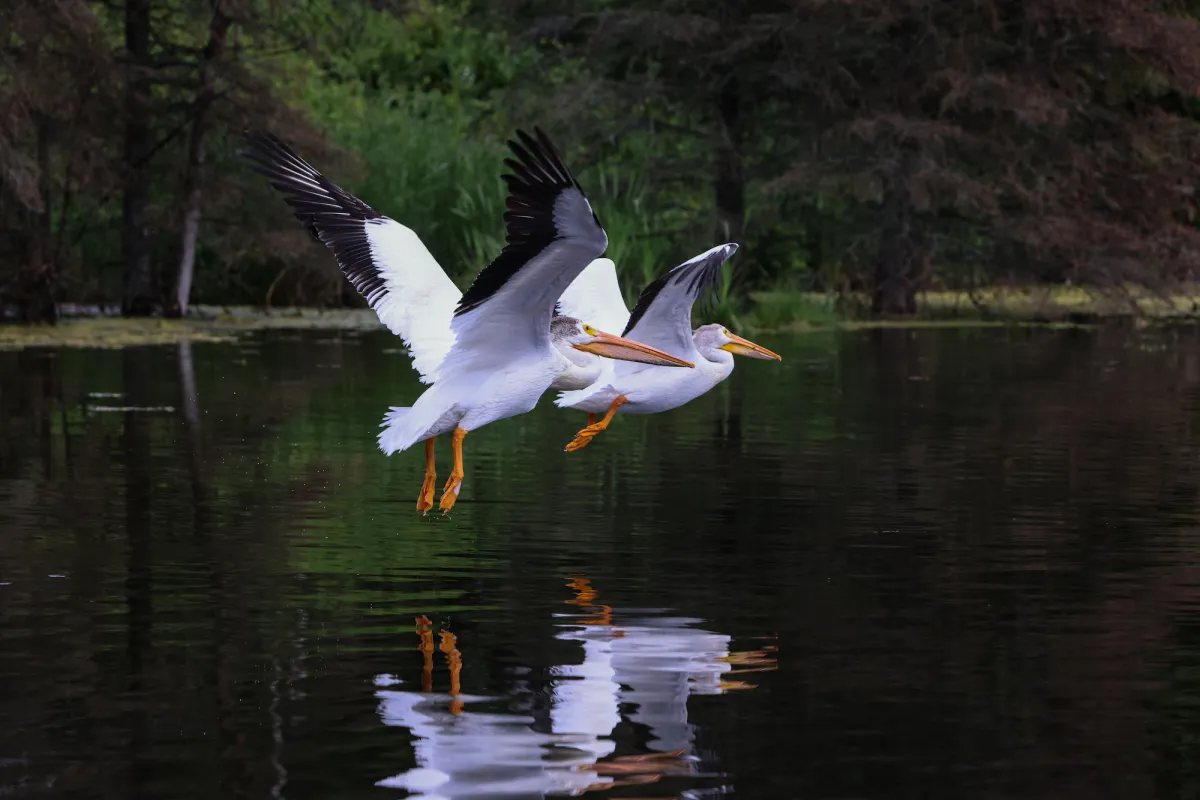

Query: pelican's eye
[582,324,598,337]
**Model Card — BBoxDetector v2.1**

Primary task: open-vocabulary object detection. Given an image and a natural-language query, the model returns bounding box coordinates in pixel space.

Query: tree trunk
[122,0,154,317]
[714,78,745,244]
[19,115,57,324]
[871,156,920,316]
[167,2,232,319]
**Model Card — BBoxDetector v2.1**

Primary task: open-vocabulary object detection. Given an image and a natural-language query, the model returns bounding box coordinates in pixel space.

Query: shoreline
[2,288,1198,351]
[0,307,386,351]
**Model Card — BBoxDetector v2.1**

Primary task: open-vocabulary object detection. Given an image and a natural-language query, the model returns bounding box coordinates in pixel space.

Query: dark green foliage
[2,0,1199,322]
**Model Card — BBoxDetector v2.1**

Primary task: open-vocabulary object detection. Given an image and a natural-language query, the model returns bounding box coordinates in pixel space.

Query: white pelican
[554,243,782,451]
[243,128,693,512]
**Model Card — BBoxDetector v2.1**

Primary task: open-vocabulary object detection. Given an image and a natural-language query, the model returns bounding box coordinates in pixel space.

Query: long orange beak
[719,332,781,361]
[574,330,694,368]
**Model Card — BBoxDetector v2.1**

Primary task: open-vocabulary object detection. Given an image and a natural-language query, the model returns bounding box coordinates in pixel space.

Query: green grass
[915,285,1200,321]
[737,284,1200,332]
[741,290,842,332]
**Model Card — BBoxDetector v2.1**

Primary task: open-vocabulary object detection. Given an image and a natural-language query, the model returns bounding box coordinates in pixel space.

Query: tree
[508,0,1200,314]
[785,0,1200,314]
[167,0,234,318]
[121,0,156,316]
[1,0,336,321]
[0,0,117,322]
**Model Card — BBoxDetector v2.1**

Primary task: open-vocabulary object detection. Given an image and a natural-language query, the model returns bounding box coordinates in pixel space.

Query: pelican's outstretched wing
[242,132,460,383]
[443,128,608,376]
[621,243,738,356]
[555,258,631,335]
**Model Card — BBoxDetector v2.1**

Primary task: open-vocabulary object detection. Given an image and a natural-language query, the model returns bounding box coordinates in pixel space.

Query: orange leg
[416,615,434,693]
[586,413,596,426]
[417,438,437,514]
[440,631,464,715]
[439,427,467,513]
[564,396,628,452]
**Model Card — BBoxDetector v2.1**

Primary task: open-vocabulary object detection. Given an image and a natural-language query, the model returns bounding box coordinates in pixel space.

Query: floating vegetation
[742,285,1200,333]
[0,318,237,351]
[0,307,386,351]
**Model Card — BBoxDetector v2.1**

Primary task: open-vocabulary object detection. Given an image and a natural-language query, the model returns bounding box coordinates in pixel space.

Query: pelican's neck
[695,338,735,370]
[552,342,603,391]
[556,340,591,369]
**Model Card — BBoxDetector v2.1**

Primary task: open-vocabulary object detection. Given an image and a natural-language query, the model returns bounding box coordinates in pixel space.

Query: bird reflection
[552,578,778,755]
[373,579,776,798]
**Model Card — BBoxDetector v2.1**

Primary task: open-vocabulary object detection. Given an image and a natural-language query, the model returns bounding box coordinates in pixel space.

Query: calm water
[3,325,1200,799]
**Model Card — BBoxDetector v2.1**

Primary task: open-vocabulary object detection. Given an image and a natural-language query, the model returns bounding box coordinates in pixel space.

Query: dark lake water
[3,324,1200,799]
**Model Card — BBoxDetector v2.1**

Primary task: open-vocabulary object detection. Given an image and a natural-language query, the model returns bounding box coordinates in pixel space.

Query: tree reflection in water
[373,578,777,798]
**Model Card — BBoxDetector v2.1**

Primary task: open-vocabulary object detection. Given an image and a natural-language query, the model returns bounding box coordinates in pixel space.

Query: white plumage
[553,256,630,334]
[554,243,782,451]
[360,220,459,383]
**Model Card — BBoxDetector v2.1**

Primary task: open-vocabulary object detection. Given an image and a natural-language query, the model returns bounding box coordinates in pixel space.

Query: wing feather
[242,132,460,383]
[622,243,739,356]
[555,258,631,334]
[444,127,608,375]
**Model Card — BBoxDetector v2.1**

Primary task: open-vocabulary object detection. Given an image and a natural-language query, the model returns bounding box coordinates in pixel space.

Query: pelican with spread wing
[243,128,692,513]
[554,243,781,451]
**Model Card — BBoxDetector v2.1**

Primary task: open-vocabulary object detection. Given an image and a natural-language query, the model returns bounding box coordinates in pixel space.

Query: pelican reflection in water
[373,580,777,798]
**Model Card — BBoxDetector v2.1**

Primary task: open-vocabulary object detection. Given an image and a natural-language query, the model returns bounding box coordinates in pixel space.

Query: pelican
[243,128,693,513]
[554,243,782,451]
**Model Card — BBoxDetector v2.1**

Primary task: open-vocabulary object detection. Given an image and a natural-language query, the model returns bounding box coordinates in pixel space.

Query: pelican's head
[693,324,782,362]
[551,315,694,368]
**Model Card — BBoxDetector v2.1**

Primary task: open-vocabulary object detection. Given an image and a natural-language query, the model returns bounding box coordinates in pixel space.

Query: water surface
[2,325,1200,799]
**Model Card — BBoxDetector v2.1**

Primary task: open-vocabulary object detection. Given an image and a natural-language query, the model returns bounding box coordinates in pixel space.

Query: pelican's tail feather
[555,383,619,413]
[378,389,454,454]
[378,407,414,455]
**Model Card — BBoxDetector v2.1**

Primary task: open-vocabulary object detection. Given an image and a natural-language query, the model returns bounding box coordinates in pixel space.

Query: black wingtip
[454,126,600,317]
[240,131,391,308]
[239,129,286,161]
[622,243,740,336]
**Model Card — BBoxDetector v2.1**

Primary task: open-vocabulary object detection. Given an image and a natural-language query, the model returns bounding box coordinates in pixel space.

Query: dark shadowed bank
[2,0,1199,324]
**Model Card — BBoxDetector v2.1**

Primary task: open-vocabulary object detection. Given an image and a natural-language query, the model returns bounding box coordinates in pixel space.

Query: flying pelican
[243,128,693,513]
[554,243,782,451]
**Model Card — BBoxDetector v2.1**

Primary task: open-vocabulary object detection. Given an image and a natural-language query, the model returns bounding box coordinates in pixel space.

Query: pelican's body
[244,128,691,511]
[379,316,616,451]
[554,244,781,450]
[380,348,554,448]
[561,325,737,416]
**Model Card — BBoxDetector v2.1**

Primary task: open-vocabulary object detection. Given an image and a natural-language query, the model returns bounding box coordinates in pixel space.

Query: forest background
[4,0,1200,327]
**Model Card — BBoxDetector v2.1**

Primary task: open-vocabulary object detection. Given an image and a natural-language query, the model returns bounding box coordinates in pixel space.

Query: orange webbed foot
[564,397,627,452]
[417,472,437,514]
[564,423,604,452]
[438,471,463,513]
[439,427,467,514]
